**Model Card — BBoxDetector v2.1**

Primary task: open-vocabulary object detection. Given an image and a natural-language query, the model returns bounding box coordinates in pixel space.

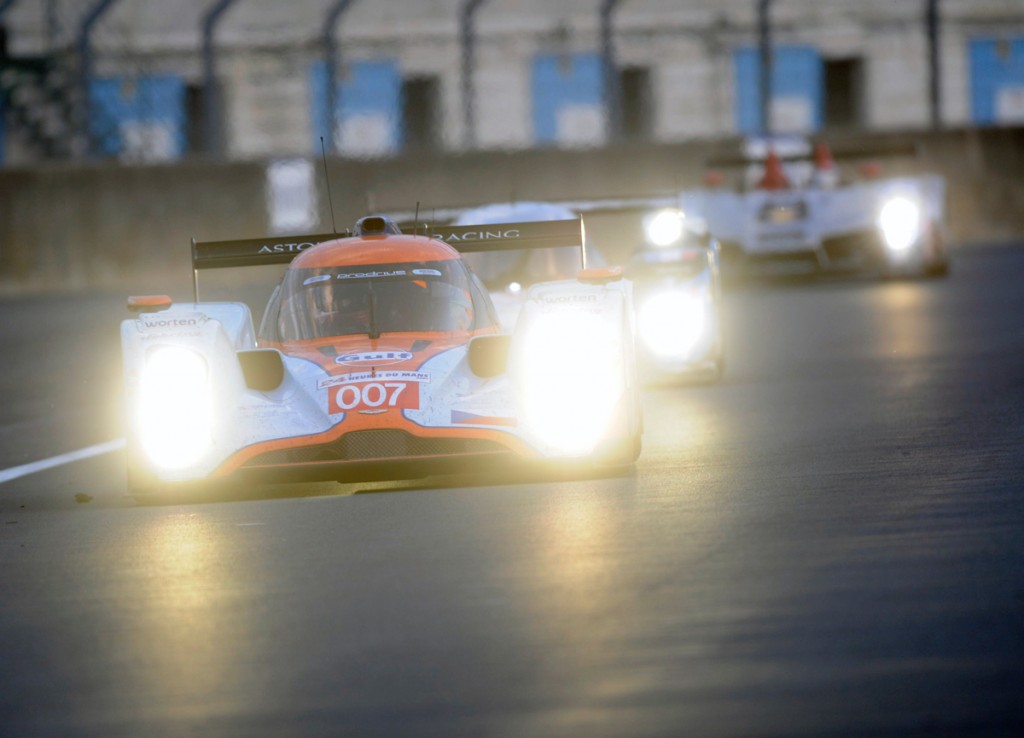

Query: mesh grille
[345,429,409,458]
[244,430,507,467]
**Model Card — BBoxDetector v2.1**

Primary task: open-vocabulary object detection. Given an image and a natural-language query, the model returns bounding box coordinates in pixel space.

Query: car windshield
[265,259,492,341]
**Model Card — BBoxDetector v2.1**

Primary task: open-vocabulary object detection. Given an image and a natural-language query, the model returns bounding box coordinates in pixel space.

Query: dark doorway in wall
[401,75,440,152]
[619,65,652,140]
[185,82,204,155]
[824,57,863,129]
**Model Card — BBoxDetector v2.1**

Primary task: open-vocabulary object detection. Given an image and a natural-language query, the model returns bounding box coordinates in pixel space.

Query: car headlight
[878,197,922,252]
[137,345,213,470]
[637,291,707,359]
[520,311,623,456]
[644,209,685,248]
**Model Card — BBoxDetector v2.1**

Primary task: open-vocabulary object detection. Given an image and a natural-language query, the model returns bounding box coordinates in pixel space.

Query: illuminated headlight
[137,346,212,470]
[638,291,707,359]
[878,197,922,252]
[520,312,622,456]
[644,209,685,248]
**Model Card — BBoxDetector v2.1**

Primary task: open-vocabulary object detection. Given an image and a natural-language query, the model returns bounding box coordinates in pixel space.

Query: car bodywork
[682,137,950,278]
[121,216,642,494]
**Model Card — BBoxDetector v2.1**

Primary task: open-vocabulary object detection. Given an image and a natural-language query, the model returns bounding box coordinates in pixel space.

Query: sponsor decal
[328,382,420,415]
[303,274,332,286]
[335,351,414,367]
[319,370,430,389]
[436,229,521,242]
[139,315,206,330]
[336,269,406,280]
[411,268,442,277]
[540,293,599,304]
[257,241,319,255]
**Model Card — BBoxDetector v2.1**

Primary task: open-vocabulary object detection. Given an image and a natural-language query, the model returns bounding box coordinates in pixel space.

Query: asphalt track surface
[1,246,1022,737]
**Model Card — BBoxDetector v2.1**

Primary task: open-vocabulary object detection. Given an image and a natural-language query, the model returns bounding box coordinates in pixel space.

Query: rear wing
[189,217,586,300]
[191,232,345,271]
[190,232,344,301]
[423,218,585,255]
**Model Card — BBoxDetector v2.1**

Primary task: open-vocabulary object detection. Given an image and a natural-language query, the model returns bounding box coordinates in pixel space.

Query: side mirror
[238,349,284,391]
[127,295,172,313]
[468,335,511,378]
[577,266,624,284]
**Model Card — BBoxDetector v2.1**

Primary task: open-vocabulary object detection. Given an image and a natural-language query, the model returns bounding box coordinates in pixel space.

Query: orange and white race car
[121,215,641,495]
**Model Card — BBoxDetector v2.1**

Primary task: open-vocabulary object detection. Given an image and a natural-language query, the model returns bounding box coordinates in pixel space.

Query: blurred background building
[1,0,1023,165]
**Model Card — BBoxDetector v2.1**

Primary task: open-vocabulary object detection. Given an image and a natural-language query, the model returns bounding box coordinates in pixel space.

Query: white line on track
[0,439,125,485]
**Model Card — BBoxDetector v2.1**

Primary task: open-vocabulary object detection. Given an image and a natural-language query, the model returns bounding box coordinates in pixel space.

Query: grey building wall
[3,0,1024,161]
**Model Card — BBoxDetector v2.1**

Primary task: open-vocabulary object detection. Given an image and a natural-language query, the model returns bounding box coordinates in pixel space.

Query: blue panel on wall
[970,38,1024,125]
[531,52,603,144]
[310,59,400,155]
[734,46,822,134]
[89,74,186,158]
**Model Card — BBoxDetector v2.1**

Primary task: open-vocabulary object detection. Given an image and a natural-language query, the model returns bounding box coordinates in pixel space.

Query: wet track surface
[1,246,1023,736]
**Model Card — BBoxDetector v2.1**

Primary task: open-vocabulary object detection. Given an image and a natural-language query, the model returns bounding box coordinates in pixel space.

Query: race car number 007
[329,382,419,414]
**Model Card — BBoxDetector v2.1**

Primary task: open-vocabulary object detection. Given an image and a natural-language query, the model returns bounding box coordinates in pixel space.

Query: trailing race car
[121,215,642,496]
[450,200,723,382]
[626,209,725,382]
[450,201,606,329]
[681,136,950,279]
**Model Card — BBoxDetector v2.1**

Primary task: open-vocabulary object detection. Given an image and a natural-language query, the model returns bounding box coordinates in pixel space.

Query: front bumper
[235,428,518,483]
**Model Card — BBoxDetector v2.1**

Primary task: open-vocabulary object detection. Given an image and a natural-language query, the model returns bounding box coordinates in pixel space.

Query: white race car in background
[450,200,724,383]
[626,208,725,382]
[681,136,950,279]
[451,201,606,330]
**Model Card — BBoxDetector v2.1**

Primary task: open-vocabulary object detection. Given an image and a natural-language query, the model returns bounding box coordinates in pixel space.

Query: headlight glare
[137,346,213,470]
[878,197,921,252]
[520,312,622,456]
[645,209,685,248]
[638,291,707,359]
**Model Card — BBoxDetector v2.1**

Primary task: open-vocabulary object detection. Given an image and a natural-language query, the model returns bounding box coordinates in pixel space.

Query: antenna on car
[414,201,420,237]
[319,136,339,236]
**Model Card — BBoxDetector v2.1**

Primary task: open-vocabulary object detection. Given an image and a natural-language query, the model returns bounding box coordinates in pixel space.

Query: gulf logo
[335,350,413,367]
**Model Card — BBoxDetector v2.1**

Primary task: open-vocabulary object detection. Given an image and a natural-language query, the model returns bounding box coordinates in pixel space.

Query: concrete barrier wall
[1,127,1022,294]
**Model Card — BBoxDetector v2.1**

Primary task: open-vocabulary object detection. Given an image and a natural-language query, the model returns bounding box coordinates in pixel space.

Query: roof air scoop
[355,215,401,236]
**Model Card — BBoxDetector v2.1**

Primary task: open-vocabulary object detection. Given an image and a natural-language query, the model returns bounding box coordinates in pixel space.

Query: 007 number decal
[328,382,419,414]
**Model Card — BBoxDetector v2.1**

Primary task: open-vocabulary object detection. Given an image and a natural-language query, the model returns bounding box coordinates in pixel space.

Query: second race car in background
[680,136,951,279]
[451,201,607,329]
[449,201,725,383]
[626,208,725,382]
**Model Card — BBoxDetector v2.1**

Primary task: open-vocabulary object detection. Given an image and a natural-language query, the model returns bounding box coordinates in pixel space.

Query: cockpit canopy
[259,257,497,342]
